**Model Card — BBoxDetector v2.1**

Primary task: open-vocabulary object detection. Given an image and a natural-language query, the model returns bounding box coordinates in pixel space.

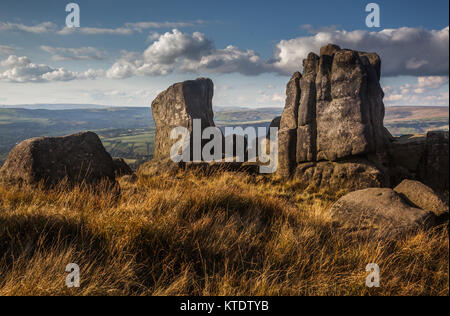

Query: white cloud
[125,20,206,32]
[0,55,104,83]
[40,46,105,61]
[107,29,264,78]
[1,20,206,36]
[58,26,133,36]
[180,45,264,75]
[0,45,16,55]
[0,21,57,33]
[270,26,449,77]
[383,76,449,106]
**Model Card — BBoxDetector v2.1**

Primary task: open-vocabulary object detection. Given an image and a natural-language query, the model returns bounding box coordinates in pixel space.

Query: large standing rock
[277,44,389,190]
[394,180,448,217]
[316,49,385,161]
[0,132,115,186]
[151,78,215,161]
[330,188,435,235]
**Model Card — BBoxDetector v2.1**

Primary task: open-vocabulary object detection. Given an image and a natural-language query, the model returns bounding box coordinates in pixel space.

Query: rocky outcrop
[293,159,388,193]
[388,132,449,192]
[277,44,390,190]
[388,134,426,176]
[418,131,449,192]
[0,132,115,187]
[151,78,215,161]
[330,188,435,235]
[394,180,448,217]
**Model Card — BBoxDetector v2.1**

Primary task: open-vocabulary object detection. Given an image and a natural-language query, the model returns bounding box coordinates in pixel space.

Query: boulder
[394,180,448,217]
[0,132,115,186]
[113,158,134,177]
[330,188,435,235]
[151,78,215,161]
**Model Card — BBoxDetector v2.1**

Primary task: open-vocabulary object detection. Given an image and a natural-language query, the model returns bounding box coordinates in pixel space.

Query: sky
[0,0,448,108]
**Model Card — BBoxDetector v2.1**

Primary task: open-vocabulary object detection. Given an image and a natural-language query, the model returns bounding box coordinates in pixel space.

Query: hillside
[0,169,447,296]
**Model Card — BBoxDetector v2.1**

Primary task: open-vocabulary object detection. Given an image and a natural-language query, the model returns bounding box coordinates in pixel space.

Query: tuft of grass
[0,170,448,296]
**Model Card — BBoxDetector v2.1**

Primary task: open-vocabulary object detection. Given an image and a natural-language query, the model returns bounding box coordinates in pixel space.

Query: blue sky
[0,0,448,107]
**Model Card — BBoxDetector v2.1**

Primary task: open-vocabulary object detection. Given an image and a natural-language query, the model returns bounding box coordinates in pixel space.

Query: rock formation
[0,132,116,187]
[418,131,449,192]
[388,131,449,193]
[277,44,391,189]
[151,78,215,161]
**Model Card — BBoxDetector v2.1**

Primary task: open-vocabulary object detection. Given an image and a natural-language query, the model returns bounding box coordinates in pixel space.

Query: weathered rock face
[266,116,281,139]
[330,188,435,235]
[0,132,115,186]
[389,134,426,175]
[277,44,390,190]
[293,159,388,193]
[388,132,449,192]
[418,131,449,192]
[394,180,448,217]
[151,78,215,160]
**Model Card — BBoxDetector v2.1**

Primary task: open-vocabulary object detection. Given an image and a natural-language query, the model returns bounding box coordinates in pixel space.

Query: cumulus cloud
[106,26,449,79]
[270,26,449,77]
[40,46,105,61]
[0,55,104,83]
[180,45,264,75]
[107,29,265,78]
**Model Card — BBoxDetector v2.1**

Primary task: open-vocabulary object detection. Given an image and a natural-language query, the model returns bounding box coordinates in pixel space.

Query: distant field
[385,106,449,136]
[0,105,448,168]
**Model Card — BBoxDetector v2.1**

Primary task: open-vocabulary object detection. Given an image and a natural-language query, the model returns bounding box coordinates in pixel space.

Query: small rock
[394,180,448,217]
[330,188,435,235]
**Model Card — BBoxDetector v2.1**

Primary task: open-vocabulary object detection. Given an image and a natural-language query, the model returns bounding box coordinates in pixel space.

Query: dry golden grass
[0,170,448,296]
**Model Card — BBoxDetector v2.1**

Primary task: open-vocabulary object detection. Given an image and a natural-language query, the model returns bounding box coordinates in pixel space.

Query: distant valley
[0,105,448,168]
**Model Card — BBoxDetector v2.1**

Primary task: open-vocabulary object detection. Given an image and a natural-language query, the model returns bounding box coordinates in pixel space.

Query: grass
[0,170,448,296]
